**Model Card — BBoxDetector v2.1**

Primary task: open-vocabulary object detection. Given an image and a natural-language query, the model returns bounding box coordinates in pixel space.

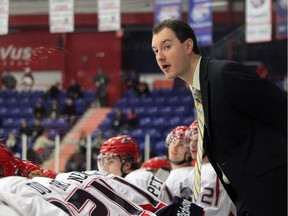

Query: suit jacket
[198,56,287,216]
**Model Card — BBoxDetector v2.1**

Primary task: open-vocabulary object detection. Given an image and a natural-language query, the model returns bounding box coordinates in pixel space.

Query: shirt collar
[190,56,202,91]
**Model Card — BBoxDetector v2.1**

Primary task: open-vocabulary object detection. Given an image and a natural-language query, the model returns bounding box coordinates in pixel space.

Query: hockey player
[0,175,156,216]
[185,120,237,216]
[126,155,173,204]
[0,174,204,216]
[164,126,194,198]
[98,135,173,204]
[97,135,141,177]
[0,140,204,215]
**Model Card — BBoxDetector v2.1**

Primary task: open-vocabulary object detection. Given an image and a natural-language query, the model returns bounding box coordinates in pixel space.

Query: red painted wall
[64,32,122,106]
[0,30,122,106]
[0,31,65,71]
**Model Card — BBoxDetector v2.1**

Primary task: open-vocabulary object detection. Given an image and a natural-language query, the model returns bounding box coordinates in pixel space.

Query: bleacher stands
[95,86,196,156]
[0,86,196,160]
[0,89,96,156]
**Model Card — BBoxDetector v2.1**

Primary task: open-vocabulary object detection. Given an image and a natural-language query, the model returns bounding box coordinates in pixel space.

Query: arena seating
[95,86,196,156]
[0,87,195,158]
[0,89,96,155]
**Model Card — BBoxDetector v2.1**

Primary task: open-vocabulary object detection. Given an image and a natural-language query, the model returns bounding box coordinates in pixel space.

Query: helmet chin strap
[169,152,191,166]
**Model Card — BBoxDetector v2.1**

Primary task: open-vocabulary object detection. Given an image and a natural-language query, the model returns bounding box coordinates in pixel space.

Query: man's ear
[185,38,193,54]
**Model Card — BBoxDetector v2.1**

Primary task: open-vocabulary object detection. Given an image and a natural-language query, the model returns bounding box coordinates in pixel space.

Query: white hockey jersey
[0,179,68,216]
[0,200,19,216]
[0,176,156,216]
[56,170,167,213]
[125,168,173,204]
[165,166,194,198]
[178,163,237,216]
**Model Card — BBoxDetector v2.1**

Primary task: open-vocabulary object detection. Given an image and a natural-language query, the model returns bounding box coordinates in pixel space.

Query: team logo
[158,5,181,22]
[250,0,266,8]
[121,136,133,143]
[190,3,210,22]
[177,198,191,216]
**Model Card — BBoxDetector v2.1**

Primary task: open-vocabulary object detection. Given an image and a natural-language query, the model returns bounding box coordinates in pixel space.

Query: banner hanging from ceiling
[245,0,272,43]
[276,0,287,40]
[98,0,121,32]
[49,0,74,33]
[154,0,183,25]
[188,0,212,47]
[0,0,9,35]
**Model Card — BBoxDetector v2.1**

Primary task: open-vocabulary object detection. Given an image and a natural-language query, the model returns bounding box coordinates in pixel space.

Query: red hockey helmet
[184,120,199,145]
[166,126,190,147]
[141,156,171,171]
[99,135,141,165]
[0,143,17,177]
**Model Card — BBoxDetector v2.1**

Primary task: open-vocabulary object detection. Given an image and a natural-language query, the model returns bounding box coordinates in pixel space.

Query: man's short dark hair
[152,19,200,54]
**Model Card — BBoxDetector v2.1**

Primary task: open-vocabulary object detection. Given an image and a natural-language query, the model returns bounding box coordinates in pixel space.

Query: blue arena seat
[2,118,21,129]
[151,88,164,98]
[161,106,173,116]
[130,128,145,143]
[152,117,166,127]
[5,98,18,108]
[115,97,128,108]
[169,116,183,127]
[0,107,8,117]
[139,117,152,129]
[154,141,167,156]
[42,118,54,128]
[147,106,161,117]
[99,118,113,130]
[74,98,86,115]
[0,128,8,139]
[153,97,166,107]
[167,96,179,106]
[8,108,22,118]
[134,107,146,118]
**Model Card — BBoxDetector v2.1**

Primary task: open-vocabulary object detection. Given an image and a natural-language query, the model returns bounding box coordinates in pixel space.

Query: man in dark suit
[151,19,287,216]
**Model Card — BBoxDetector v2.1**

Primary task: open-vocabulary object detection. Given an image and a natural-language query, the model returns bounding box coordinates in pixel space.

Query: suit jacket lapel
[199,56,216,158]
[199,56,211,130]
